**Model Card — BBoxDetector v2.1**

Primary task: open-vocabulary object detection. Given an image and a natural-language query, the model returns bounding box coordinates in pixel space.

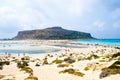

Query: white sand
[0,40,120,80]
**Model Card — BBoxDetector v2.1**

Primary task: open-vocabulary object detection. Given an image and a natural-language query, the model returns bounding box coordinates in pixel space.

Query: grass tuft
[59,68,84,77]
[64,57,75,64]
[84,66,89,71]
[100,60,120,78]
[57,63,69,67]
[21,67,33,74]
[112,52,120,58]
[52,59,63,64]
[24,75,38,80]
[0,75,5,79]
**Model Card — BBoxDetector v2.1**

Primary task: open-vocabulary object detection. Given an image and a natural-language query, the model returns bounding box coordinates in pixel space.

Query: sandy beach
[0,40,120,80]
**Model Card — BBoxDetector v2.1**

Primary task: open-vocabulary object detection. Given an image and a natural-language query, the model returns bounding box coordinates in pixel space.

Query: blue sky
[0,0,120,39]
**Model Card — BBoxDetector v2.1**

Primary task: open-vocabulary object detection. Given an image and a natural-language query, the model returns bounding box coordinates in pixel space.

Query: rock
[99,71,110,79]
[13,27,95,40]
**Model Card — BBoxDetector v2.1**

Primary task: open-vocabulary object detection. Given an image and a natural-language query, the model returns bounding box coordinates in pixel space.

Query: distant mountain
[13,27,95,40]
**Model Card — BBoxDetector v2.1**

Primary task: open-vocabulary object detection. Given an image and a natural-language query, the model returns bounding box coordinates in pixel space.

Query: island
[13,26,94,40]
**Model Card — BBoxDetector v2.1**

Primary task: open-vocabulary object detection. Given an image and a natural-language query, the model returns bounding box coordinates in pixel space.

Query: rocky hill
[13,27,94,40]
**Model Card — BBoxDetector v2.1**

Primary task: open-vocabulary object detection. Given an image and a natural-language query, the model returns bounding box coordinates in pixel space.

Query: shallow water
[72,39,120,47]
[0,40,61,54]
[0,49,60,54]
[53,44,88,48]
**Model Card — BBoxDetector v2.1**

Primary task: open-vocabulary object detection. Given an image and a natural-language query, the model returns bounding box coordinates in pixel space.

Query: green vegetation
[17,61,29,68]
[57,63,69,67]
[59,68,75,74]
[21,56,30,61]
[74,71,85,77]
[0,75,5,79]
[84,66,89,71]
[52,59,63,64]
[64,57,75,64]
[12,59,19,63]
[42,58,49,65]
[0,62,3,70]
[100,60,120,78]
[112,52,120,58]
[59,68,85,77]
[0,61,10,70]
[4,79,15,80]
[88,54,99,60]
[99,59,106,62]
[77,57,81,61]
[4,61,10,65]
[102,68,120,75]
[16,57,29,68]
[108,61,120,70]
[24,75,38,80]
[21,67,33,74]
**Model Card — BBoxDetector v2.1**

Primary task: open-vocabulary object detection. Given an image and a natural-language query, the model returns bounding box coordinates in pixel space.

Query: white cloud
[111,8,120,29]
[0,5,49,30]
[93,20,105,28]
[32,0,98,20]
[113,21,120,28]
[17,8,48,30]
[0,0,99,30]
[0,6,16,15]
[111,8,120,19]
[0,0,119,38]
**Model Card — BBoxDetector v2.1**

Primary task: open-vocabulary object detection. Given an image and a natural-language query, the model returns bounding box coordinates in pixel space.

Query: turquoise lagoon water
[0,41,60,54]
[1,39,120,54]
[0,49,60,54]
[53,44,88,48]
[72,39,120,47]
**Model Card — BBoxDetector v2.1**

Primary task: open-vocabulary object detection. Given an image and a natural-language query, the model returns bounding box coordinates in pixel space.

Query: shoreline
[71,39,120,47]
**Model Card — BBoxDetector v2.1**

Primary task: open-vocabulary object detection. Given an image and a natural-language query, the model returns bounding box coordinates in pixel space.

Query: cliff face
[13,27,94,40]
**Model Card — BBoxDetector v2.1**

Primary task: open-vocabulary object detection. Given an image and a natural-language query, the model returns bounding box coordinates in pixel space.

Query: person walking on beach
[23,53,25,56]
[8,53,11,57]
[18,53,20,57]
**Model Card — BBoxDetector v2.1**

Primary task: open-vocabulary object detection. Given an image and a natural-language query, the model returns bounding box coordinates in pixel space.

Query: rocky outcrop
[13,27,94,40]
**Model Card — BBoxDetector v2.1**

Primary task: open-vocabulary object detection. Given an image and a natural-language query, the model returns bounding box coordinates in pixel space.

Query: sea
[0,40,61,54]
[72,39,120,47]
[0,39,120,54]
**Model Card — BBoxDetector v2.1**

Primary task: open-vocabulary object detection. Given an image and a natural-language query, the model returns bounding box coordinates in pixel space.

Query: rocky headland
[13,27,94,40]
